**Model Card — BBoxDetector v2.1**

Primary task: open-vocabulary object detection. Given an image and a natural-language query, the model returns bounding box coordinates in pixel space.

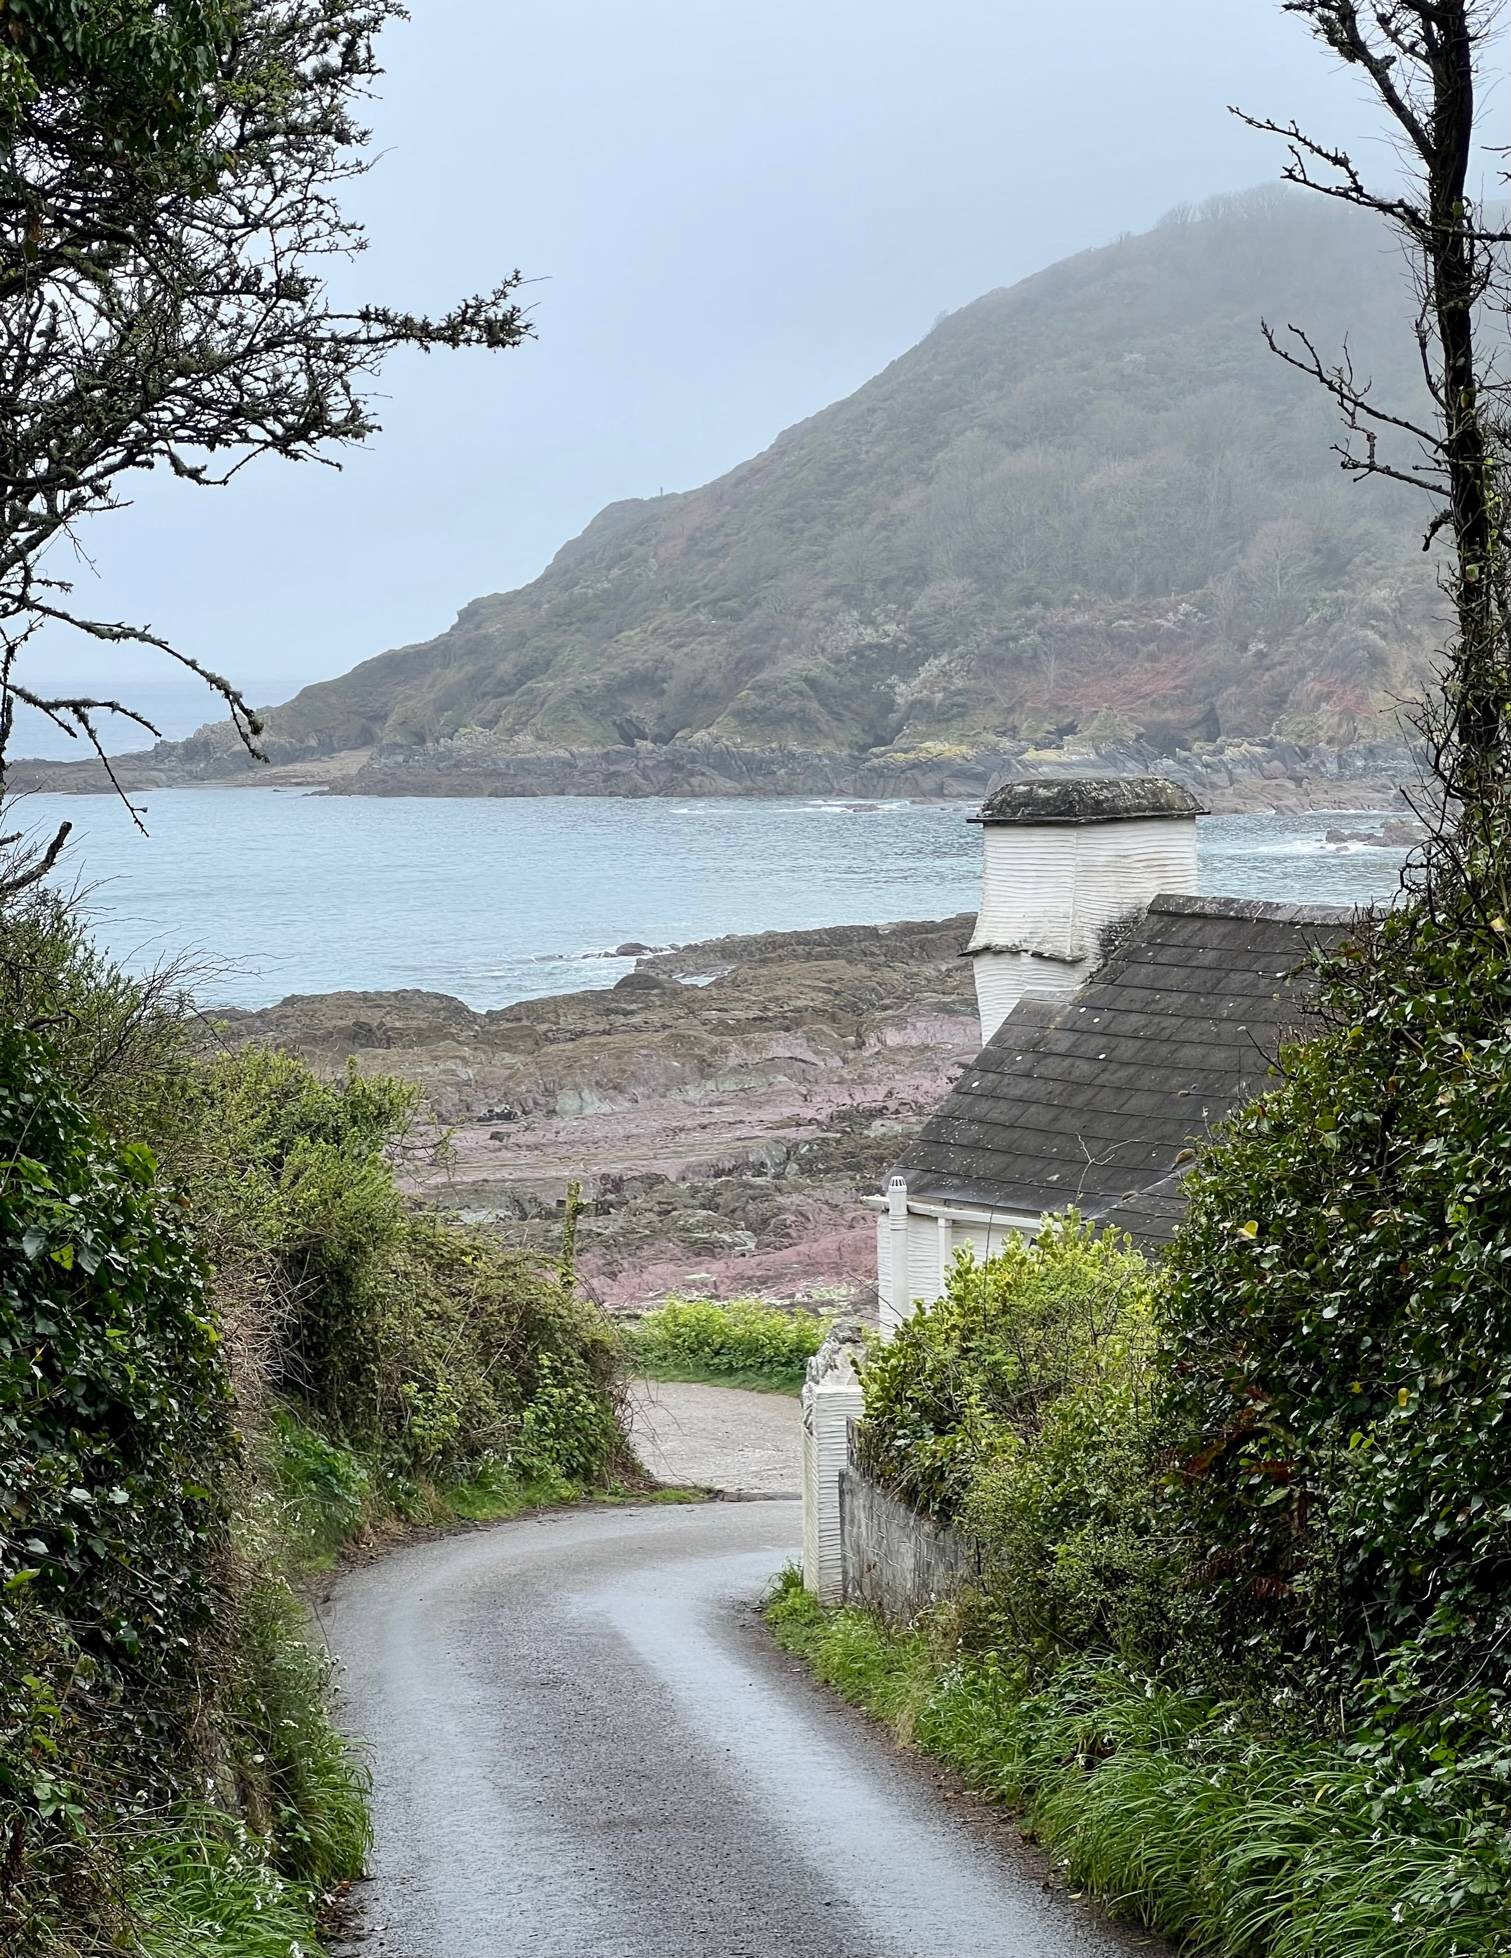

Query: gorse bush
[627,1296,830,1389]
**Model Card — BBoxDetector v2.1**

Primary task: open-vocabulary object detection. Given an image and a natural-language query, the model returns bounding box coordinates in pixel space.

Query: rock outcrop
[15,730,1417,815]
[211,915,982,1311]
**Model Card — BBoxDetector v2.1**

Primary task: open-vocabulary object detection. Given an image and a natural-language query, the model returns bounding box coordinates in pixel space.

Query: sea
[17,789,1411,1010]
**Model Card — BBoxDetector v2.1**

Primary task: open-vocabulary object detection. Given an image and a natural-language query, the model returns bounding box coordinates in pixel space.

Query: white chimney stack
[968,776,1203,1046]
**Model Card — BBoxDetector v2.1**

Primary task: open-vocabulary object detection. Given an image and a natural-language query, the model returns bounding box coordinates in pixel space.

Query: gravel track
[626,1377,802,1495]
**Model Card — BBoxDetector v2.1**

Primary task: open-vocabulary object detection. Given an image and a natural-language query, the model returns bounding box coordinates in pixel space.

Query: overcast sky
[19,0,1476,751]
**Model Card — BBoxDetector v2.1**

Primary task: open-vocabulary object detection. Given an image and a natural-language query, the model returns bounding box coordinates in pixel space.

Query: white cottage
[869,777,1349,1334]
[809,777,1350,1601]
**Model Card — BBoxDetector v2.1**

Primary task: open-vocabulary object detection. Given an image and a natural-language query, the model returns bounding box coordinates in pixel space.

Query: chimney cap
[970,775,1206,826]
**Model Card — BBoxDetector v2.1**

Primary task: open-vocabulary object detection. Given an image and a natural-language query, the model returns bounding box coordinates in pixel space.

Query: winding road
[324,1388,1156,1958]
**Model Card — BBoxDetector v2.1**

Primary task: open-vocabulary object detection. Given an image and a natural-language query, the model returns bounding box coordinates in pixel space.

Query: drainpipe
[884,1175,909,1337]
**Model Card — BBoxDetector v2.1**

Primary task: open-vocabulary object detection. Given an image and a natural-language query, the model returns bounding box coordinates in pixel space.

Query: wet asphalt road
[323,1501,1157,1958]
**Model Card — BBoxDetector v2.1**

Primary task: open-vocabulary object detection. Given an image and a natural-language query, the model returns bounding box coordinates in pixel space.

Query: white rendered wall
[877,1206,1037,1335]
[971,952,1084,1059]
[878,1209,949,1335]
[969,816,1198,1044]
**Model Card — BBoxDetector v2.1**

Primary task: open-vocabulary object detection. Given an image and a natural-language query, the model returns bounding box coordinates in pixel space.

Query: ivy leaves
[1163,889,1511,1717]
[0,1023,233,1853]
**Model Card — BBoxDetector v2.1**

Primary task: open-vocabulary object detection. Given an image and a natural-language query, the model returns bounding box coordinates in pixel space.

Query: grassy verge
[271,1403,705,1569]
[623,1296,832,1395]
[765,1571,1511,1958]
[631,1353,805,1396]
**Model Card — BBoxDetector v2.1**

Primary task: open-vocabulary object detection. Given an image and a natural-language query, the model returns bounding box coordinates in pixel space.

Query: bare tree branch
[0,0,532,860]
[1249,1,1511,816]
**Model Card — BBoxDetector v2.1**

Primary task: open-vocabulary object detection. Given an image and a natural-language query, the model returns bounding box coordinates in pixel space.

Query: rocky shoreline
[212,915,982,1313]
[15,730,1417,815]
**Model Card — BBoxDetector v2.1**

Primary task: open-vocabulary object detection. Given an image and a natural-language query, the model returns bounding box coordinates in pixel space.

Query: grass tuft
[128,1810,326,1958]
[765,1572,1511,1958]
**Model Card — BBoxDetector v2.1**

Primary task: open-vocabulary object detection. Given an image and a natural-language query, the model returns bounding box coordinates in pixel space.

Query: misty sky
[18,0,1479,753]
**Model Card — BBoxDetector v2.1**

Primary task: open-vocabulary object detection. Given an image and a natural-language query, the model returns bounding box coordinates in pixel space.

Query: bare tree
[0,0,531,895]
[1237,1,1510,820]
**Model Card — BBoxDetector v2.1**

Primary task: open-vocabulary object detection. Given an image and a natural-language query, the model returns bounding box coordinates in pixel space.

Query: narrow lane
[625,1376,802,1495]
[324,1501,1157,1958]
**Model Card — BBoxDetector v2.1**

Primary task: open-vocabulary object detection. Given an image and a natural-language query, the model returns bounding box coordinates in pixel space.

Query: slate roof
[892,893,1358,1248]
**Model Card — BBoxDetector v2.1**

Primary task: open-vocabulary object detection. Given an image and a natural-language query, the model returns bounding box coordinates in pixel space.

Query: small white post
[801,1325,867,1604]
[936,1212,952,1301]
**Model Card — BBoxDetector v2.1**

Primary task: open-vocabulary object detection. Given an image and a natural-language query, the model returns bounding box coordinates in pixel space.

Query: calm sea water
[19,790,1410,1010]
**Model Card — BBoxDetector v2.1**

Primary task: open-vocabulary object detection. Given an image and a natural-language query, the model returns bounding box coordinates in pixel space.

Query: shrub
[857,1216,1157,1513]
[1163,888,1511,1716]
[182,1045,627,1496]
[856,1216,1163,1662]
[0,887,194,1145]
[269,1406,374,1568]
[176,1045,420,1428]
[368,1212,624,1489]
[626,1296,830,1390]
[0,1025,234,1942]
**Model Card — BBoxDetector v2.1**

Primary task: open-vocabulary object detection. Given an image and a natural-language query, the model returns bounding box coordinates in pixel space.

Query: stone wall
[838,1466,979,1621]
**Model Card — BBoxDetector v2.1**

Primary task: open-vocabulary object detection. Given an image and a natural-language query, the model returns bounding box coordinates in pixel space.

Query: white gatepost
[801,1323,867,1603]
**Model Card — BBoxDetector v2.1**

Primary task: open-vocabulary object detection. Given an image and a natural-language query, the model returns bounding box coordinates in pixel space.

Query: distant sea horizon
[17,788,1411,1011]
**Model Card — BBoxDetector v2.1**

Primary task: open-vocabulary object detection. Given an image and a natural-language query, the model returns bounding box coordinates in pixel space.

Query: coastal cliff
[19,194,1437,810]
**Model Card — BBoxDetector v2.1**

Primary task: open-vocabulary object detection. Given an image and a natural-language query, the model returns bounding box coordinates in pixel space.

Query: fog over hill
[27,190,1445,803]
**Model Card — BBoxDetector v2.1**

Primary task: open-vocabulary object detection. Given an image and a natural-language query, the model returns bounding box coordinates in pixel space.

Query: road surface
[324,1498,1157,1958]
[625,1376,802,1495]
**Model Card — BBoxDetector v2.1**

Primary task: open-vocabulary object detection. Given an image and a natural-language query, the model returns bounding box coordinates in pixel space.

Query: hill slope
[35,189,1443,801]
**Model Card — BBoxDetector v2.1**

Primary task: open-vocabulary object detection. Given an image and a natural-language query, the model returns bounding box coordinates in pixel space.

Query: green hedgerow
[0,1024,234,1940]
[1162,881,1511,1713]
[626,1296,831,1391]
